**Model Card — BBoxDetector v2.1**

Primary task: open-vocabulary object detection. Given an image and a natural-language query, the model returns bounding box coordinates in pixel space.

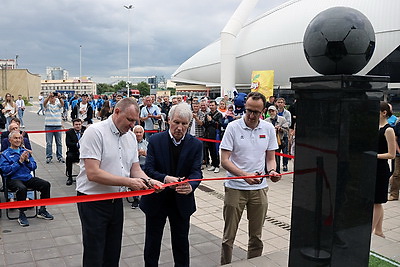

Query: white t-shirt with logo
[220,117,278,190]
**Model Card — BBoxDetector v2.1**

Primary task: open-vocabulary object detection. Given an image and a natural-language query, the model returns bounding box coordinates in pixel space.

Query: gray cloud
[1,0,285,83]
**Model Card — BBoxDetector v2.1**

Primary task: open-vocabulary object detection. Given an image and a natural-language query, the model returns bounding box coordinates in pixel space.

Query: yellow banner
[250,70,274,98]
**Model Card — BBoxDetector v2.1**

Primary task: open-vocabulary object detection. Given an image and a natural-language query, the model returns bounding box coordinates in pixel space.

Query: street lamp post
[124,4,134,97]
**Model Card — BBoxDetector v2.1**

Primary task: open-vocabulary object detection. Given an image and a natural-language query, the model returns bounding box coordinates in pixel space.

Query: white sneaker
[214,167,220,173]
[21,125,25,128]
[207,166,216,171]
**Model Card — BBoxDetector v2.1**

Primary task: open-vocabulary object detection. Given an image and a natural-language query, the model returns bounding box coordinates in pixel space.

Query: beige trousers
[221,187,269,265]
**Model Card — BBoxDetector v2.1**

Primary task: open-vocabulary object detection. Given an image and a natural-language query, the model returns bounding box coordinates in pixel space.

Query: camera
[53,92,58,97]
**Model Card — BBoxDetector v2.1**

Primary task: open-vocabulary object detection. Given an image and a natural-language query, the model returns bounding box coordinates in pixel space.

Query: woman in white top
[2,93,16,129]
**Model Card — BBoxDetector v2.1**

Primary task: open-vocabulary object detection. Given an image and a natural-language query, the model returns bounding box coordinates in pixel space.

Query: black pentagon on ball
[303,6,375,75]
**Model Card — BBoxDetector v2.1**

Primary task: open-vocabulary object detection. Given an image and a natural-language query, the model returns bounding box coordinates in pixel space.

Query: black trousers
[7,177,50,212]
[206,140,220,168]
[144,208,190,267]
[66,152,79,178]
[77,193,123,267]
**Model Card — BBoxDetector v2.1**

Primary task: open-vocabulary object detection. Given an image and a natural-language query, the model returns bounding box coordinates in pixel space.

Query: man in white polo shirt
[76,97,163,267]
[220,92,280,265]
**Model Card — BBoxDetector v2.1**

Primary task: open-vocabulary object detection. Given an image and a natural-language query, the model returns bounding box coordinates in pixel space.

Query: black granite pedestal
[288,75,389,267]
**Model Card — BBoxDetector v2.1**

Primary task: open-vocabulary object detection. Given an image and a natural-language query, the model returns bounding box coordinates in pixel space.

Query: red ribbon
[0,174,286,209]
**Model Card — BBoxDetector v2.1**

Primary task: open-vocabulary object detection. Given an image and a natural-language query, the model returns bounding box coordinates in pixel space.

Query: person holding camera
[44,92,65,164]
[264,105,289,173]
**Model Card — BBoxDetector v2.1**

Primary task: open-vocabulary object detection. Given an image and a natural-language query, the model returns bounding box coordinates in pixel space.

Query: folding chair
[1,172,38,220]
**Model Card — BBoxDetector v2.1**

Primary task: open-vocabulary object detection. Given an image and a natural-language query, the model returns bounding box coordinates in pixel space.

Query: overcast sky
[1,0,286,83]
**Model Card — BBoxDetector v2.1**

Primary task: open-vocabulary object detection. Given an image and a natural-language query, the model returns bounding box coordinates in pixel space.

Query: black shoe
[58,158,65,163]
[131,198,139,209]
[18,212,29,227]
[66,179,73,186]
[38,208,54,220]
[283,165,288,172]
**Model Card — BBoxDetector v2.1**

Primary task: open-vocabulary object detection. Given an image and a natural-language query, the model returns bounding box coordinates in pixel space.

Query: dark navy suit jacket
[140,131,203,218]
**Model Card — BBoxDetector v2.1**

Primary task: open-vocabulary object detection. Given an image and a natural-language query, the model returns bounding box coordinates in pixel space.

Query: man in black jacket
[204,100,223,173]
[71,94,93,126]
[65,118,85,185]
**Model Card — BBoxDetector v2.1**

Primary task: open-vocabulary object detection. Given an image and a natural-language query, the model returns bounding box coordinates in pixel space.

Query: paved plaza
[0,105,399,266]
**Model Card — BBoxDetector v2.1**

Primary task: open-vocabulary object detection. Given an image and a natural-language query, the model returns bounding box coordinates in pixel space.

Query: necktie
[76,132,81,148]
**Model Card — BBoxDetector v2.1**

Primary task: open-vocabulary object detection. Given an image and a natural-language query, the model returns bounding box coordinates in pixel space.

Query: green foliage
[97,83,115,94]
[135,82,150,96]
[167,87,176,95]
[97,81,151,96]
[23,96,33,106]
[114,81,128,92]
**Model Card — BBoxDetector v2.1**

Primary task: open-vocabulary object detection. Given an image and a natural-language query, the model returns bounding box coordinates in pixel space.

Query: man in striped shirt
[44,92,64,164]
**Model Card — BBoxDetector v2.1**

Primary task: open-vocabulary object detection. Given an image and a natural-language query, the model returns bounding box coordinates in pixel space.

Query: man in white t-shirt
[71,94,93,126]
[220,92,280,265]
[140,95,161,140]
[76,97,163,266]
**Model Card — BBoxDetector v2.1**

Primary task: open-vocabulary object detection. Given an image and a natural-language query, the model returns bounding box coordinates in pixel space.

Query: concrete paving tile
[120,255,144,266]
[10,262,36,267]
[4,241,30,253]
[1,232,28,243]
[29,237,57,250]
[192,241,221,255]
[63,254,82,267]
[32,247,62,261]
[120,243,145,258]
[54,235,81,246]
[57,243,82,257]
[49,226,75,238]
[191,253,219,267]
[35,257,67,267]
[4,250,34,265]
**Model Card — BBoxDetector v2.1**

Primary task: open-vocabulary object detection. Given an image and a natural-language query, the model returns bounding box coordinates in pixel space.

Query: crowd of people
[0,90,398,266]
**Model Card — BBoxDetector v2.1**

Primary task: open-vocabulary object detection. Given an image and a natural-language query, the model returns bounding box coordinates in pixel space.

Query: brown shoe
[388,195,399,201]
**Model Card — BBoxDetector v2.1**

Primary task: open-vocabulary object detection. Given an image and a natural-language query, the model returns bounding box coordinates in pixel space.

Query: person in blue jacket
[0,131,54,227]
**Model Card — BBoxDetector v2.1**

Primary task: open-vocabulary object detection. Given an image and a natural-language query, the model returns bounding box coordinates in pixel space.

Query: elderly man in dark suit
[65,118,85,185]
[140,103,203,267]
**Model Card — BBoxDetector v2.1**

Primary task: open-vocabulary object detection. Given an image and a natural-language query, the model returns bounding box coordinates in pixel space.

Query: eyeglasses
[245,109,262,116]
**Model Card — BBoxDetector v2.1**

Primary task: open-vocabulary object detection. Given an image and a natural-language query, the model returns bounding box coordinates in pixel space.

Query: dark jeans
[66,152,79,179]
[144,209,190,267]
[7,177,50,212]
[275,136,289,172]
[205,140,220,168]
[77,193,123,267]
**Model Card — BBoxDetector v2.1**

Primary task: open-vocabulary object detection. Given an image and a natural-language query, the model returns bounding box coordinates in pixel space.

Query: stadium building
[171,0,400,101]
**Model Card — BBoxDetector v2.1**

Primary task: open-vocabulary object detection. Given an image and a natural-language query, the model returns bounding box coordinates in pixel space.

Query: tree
[167,87,176,95]
[137,81,150,96]
[97,83,115,94]
[114,81,128,92]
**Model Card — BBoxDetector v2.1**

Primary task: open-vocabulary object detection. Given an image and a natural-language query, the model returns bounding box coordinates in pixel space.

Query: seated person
[0,130,54,227]
[1,122,32,152]
[131,125,148,209]
[0,117,29,144]
[65,118,86,185]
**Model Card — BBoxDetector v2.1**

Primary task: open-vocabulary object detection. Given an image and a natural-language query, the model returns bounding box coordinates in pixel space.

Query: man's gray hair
[115,97,139,112]
[8,130,20,140]
[168,103,192,122]
[133,125,144,132]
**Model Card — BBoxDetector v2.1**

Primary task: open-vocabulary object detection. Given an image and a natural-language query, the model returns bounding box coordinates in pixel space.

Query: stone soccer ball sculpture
[303,6,375,75]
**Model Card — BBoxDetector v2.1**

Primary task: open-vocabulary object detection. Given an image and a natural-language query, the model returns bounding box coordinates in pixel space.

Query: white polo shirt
[76,116,139,195]
[220,117,278,190]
